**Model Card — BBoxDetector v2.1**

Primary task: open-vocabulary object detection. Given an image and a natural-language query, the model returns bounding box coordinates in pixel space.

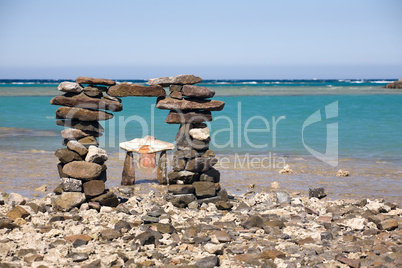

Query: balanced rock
[85,146,108,164]
[58,82,83,93]
[56,107,113,121]
[83,180,105,197]
[67,140,88,156]
[56,120,104,133]
[61,128,89,140]
[189,127,210,141]
[60,178,82,192]
[165,110,212,124]
[63,161,103,180]
[181,85,215,99]
[107,83,166,97]
[50,92,122,112]
[51,192,86,211]
[55,148,82,163]
[76,76,116,86]
[193,181,216,198]
[148,74,202,87]
[156,97,225,111]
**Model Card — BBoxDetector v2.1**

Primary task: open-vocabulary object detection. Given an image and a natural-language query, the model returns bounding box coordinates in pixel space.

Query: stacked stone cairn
[151,74,228,208]
[51,76,167,211]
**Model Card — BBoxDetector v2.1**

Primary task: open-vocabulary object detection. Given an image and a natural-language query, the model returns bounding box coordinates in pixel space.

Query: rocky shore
[1,188,400,267]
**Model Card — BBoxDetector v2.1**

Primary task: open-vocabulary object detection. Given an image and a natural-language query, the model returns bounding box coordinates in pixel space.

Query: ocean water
[0,79,401,202]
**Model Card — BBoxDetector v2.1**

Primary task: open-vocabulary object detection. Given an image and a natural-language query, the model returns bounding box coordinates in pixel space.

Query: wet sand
[0,150,401,205]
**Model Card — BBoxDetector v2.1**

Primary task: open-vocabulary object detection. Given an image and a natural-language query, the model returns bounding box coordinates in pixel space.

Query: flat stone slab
[76,77,116,86]
[181,85,215,99]
[148,74,202,87]
[56,107,113,121]
[119,135,175,153]
[107,83,166,97]
[56,120,104,132]
[50,93,122,112]
[165,110,212,124]
[156,97,225,111]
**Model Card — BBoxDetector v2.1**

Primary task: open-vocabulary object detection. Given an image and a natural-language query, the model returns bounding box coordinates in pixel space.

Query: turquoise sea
[0,79,401,202]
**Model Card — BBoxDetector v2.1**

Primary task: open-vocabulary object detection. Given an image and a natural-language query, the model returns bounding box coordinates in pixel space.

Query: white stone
[58,82,83,93]
[344,217,365,231]
[85,145,108,164]
[271,181,280,189]
[5,193,25,207]
[336,169,350,177]
[189,127,210,141]
[120,135,174,153]
[279,164,293,174]
[204,243,224,254]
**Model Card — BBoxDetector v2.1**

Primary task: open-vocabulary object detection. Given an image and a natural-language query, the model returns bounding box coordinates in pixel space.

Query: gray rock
[51,92,122,112]
[83,180,105,197]
[56,120,104,133]
[70,252,89,262]
[193,181,216,198]
[165,110,213,124]
[114,220,132,233]
[200,168,220,183]
[135,231,162,246]
[309,187,327,199]
[5,193,25,207]
[107,83,166,97]
[169,84,183,91]
[85,146,108,164]
[276,191,291,204]
[58,82,83,93]
[56,107,113,121]
[156,96,225,111]
[241,215,265,229]
[195,256,219,268]
[76,76,116,86]
[51,192,86,211]
[100,228,121,240]
[149,74,202,87]
[217,188,228,202]
[168,170,199,184]
[186,157,218,173]
[54,148,82,164]
[62,161,102,180]
[165,194,196,208]
[168,184,195,194]
[60,178,82,192]
[182,85,215,99]
[67,140,88,156]
[91,191,119,207]
[157,223,176,234]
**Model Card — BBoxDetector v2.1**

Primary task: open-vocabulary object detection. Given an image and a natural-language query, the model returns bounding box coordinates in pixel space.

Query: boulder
[85,146,108,164]
[63,161,103,180]
[76,76,116,86]
[56,120,104,133]
[148,74,202,87]
[165,110,212,124]
[67,140,88,156]
[83,180,105,197]
[51,192,86,211]
[60,178,83,192]
[181,85,215,99]
[156,96,225,111]
[56,107,113,121]
[107,83,166,97]
[50,92,122,112]
[58,82,83,93]
[61,128,89,140]
[193,181,216,198]
[189,127,210,141]
[165,194,197,208]
[54,148,82,163]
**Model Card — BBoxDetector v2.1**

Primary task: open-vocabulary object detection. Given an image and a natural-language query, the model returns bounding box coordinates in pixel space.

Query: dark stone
[165,194,196,208]
[0,217,19,230]
[62,161,102,180]
[50,92,122,112]
[78,136,99,148]
[100,228,122,240]
[156,96,225,111]
[135,231,162,246]
[200,168,220,183]
[168,184,195,194]
[216,201,233,210]
[172,157,187,172]
[57,162,68,178]
[114,220,132,233]
[320,231,333,240]
[56,107,113,121]
[49,215,71,222]
[148,74,202,87]
[54,148,82,164]
[309,187,327,199]
[197,196,221,204]
[83,180,105,197]
[107,83,166,97]
[168,170,199,184]
[182,85,215,99]
[195,256,219,268]
[217,188,228,202]
[73,239,88,248]
[83,87,103,98]
[156,151,168,185]
[122,152,135,185]
[66,140,88,156]
[335,254,360,268]
[241,215,265,229]
[193,181,216,198]
[56,120,104,132]
[157,223,176,234]
[165,110,212,124]
[91,191,119,207]
[141,215,159,224]
[186,157,218,173]
[174,148,199,159]
[76,76,116,86]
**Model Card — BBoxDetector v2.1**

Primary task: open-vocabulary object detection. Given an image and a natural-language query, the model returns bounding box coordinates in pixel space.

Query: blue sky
[0,0,401,79]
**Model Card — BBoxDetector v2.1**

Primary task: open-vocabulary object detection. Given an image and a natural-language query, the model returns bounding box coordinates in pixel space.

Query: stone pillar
[122,152,135,186]
[157,150,168,185]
